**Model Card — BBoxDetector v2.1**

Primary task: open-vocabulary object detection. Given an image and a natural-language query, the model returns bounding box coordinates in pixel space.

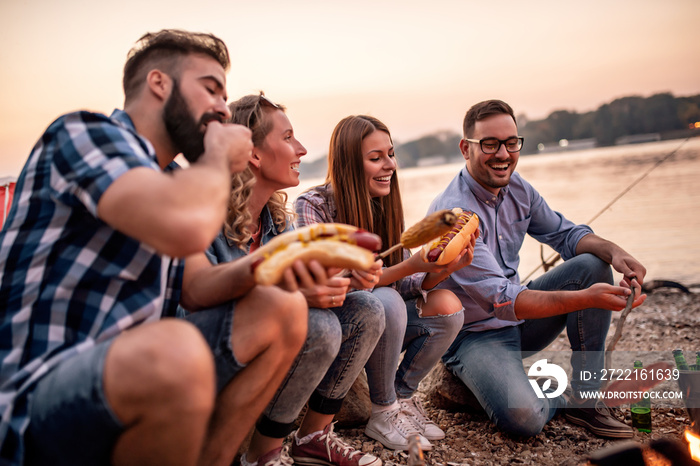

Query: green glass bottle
[673,349,690,370]
[631,360,651,432]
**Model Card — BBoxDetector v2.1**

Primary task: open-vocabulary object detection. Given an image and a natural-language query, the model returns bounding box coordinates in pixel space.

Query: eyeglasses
[246,93,281,128]
[464,136,524,154]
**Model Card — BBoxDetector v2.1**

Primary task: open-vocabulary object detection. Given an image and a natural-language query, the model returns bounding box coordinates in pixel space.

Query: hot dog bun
[420,208,479,265]
[251,223,382,285]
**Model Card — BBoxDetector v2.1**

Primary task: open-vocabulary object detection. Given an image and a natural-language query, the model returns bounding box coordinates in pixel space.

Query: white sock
[240,453,257,466]
[295,428,324,445]
[371,401,400,415]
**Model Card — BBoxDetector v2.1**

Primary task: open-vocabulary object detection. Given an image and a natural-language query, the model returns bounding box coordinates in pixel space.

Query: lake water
[287,137,700,287]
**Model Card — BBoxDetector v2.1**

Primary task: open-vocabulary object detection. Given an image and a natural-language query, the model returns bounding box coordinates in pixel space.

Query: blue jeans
[257,307,341,437]
[187,291,384,437]
[26,339,123,466]
[442,254,613,436]
[309,290,385,415]
[366,287,464,404]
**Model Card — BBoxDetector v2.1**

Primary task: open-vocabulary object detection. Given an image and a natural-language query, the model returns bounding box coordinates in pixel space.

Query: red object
[1,180,16,229]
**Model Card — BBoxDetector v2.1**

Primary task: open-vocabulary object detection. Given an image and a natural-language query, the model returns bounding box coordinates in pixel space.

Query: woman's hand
[417,231,478,291]
[280,259,351,308]
[440,231,478,274]
[349,259,383,291]
[409,231,478,275]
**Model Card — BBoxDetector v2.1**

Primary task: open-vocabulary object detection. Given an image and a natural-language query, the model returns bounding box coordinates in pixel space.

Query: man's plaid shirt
[0,109,183,463]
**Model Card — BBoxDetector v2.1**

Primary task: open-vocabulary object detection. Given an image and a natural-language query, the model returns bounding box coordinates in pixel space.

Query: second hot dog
[420,208,479,265]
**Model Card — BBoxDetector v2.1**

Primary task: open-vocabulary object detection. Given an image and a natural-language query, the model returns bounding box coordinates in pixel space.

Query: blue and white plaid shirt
[0,109,183,463]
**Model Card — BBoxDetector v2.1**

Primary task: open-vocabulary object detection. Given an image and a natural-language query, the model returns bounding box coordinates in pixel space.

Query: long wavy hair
[327,115,404,267]
[224,93,294,249]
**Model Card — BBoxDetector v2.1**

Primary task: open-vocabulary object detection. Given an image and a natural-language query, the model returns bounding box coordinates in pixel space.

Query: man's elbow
[158,229,218,257]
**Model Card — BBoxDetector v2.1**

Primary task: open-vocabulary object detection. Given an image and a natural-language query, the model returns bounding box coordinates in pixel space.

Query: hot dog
[420,208,479,265]
[250,223,382,285]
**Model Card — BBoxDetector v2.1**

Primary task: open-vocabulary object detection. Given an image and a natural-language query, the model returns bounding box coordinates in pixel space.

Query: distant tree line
[520,92,700,152]
[299,93,700,180]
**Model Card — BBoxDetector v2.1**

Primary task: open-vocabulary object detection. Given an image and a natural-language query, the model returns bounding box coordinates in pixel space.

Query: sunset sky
[1,0,699,176]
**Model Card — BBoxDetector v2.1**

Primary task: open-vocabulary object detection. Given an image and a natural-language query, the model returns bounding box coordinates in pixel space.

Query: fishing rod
[521,137,691,282]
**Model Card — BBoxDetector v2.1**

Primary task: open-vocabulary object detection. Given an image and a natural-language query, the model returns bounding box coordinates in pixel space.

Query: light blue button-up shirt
[428,166,593,332]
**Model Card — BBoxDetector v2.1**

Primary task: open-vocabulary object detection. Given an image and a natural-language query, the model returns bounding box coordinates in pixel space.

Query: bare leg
[198,286,308,466]
[419,289,462,316]
[245,432,284,463]
[296,410,334,438]
[106,319,216,466]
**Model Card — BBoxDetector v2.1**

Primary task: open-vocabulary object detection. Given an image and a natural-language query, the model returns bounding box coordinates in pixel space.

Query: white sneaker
[399,396,445,441]
[365,407,432,451]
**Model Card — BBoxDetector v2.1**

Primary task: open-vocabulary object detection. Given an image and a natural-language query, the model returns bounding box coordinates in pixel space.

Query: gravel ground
[333,290,700,465]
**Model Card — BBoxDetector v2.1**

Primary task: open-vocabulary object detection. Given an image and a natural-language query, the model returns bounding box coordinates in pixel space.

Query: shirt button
[499,235,503,239]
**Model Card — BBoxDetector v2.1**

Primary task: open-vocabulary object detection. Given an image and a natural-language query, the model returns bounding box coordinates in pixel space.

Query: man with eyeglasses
[426,99,647,439]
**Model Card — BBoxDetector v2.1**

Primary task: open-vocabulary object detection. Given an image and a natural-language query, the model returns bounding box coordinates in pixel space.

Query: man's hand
[584,282,646,312]
[611,250,647,289]
[201,121,253,174]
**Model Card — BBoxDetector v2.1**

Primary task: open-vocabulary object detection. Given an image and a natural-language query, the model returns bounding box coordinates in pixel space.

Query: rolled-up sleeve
[395,249,428,300]
[526,188,593,261]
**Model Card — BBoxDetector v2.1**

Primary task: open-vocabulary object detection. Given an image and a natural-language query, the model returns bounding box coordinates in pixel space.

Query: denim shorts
[184,301,246,393]
[25,339,123,466]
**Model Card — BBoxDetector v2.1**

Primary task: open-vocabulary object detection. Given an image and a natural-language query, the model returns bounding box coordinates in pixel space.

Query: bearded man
[0,29,308,466]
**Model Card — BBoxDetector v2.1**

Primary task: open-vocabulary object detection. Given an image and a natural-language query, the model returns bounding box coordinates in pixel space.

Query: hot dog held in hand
[421,208,479,265]
[250,223,382,285]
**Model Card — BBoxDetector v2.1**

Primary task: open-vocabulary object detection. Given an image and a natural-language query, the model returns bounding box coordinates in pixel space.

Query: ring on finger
[331,295,336,306]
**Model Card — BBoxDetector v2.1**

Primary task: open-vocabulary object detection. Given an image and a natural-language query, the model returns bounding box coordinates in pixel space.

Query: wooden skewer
[603,278,639,386]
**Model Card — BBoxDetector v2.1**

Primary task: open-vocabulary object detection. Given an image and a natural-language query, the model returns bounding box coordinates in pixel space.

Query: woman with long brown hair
[295,115,476,452]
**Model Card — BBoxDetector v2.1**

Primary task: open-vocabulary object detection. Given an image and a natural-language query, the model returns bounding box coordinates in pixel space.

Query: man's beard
[163,80,223,163]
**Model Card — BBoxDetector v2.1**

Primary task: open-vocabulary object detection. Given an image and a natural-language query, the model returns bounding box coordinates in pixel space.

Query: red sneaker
[291,422,382,466]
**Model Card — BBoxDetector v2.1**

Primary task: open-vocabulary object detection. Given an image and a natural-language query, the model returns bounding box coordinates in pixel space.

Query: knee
[352,291,386,338]
[420,289,463,317]
[306,309,342,362]
[110,320,216,413]
[495,405,547,438]
[577,254,613,286]
[377,288,407,332]
[260,286,309,353]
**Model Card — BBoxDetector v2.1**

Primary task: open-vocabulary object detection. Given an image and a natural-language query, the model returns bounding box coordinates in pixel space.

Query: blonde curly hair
[224,93,295,249]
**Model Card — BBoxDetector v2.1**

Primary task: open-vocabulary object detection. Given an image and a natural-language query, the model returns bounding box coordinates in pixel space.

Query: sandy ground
[334,290,700,465]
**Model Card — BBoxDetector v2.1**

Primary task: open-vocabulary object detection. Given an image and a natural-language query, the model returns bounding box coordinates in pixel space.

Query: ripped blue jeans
[366,287,464,404]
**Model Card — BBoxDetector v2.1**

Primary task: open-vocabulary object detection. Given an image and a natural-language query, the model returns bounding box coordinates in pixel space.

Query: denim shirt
[205,206,289,265]
[428,166,593,332]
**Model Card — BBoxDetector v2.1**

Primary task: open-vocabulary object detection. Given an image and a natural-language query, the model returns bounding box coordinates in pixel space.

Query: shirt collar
[260,205,277,238]
[460,165,509,207]
[110,109,137,131]
[109,109,158,166]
